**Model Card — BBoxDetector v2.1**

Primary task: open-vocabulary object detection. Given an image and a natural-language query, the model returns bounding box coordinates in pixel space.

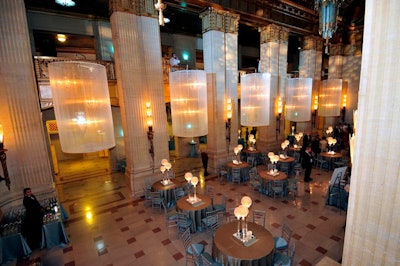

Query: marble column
[109,0,169,197]
[342,1,400,264]
[258,25,289,152]
[298,36,323,133]
[200,8,239,174]
[0,0,55,207]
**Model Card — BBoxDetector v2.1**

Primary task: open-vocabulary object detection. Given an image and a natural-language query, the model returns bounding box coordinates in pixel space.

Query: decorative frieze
[109,0,157,18]
[200,7,239,34]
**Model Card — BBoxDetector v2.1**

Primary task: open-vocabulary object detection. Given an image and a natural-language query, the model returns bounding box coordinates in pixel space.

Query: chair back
[231,168,241,183]
[174,187,185,201]
[281,223,293,246]
[247,156,256,167]
[225,207,236,223]
[180,227,192,251]
[252,209,266,227]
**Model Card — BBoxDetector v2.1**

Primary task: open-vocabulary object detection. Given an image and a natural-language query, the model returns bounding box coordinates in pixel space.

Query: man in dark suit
[302,146,314,182]
[22,187,44,249]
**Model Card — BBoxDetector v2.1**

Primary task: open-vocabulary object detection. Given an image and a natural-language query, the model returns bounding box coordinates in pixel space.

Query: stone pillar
[342,1,400,264]
[200,8,239,174]
[342,30,362,124]
[0,0,55,207]
[109,0,169,197]
[258,25,289,152]
[298,36,323,133]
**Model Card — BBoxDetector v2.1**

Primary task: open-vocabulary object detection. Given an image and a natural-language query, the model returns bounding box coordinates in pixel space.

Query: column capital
[330,43,344,56]
[280,27,290,44]
[259,24,280,44]
[344,29,363,56]
[109,0,157,18]
[302,35,323,51]
[200,7,239,34]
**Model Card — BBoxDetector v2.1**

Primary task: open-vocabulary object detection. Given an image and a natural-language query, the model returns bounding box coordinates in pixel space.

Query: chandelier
[315,0,343,53]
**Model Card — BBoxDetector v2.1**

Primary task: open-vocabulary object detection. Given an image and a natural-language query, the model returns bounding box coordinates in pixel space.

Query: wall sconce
[57,34,67,42]
[0,124,11,190]
[341,94,347,122]
[276,97,283,138]
[226,98,232,143]
[312,95,318,128]
[146,102,154,164]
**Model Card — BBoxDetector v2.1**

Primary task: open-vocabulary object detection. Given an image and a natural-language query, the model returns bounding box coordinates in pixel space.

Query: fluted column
[0,0,54,205]
[342,1,400,264]
[200,8,239,174]
[258,25,289,152]
[109,0,169,197]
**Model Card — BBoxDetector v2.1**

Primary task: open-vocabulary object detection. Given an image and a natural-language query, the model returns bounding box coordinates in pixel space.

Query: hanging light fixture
[169,70,208,139]
[285,78,313,122]
[48,61,115,153]
[315,0,343,53]
[318,79,342,117]
[154,0,167,26]
[240,73,271,127]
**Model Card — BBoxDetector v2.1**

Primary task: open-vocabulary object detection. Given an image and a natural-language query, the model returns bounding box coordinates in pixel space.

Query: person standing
[302,146,314,182]
[22,187,44,249]
[169,53,180,72]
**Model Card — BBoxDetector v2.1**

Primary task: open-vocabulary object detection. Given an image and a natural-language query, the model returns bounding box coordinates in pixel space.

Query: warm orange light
[343,94,347,107]
[277,97,283,114]
[146,102,153,129]
[57,34,66,42]
[0,124,3,144]
[313,95,318,110]
[227,98,232,119]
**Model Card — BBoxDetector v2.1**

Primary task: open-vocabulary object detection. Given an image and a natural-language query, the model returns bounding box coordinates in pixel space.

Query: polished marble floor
[12,154,346,266]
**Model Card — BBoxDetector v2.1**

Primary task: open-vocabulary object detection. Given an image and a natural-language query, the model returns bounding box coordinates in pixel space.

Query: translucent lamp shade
[240,73,271,127]
[318,79,342,117]
[169,70,208,137]
[285,78,313,122]
[48,61,115,153]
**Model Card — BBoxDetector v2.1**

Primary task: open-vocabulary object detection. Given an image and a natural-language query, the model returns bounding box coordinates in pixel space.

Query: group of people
[162,52,181,73]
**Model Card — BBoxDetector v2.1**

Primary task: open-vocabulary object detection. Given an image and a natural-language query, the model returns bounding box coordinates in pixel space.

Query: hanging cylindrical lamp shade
[48,61,115,153]
[240,73,271,127]
[318,79,342,116]
[169,70,208,138]
[285,78,313,122]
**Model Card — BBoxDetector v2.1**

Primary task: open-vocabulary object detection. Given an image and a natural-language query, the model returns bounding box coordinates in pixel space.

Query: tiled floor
[12,154,346,266]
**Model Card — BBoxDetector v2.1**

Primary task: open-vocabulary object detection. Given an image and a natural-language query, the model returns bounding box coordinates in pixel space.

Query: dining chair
[174,187,186,201]
[252,209,266,227]
[287,178,298,200]
[177,211,193,235]
[271,180,285,200]
[163,202,178,235]
[249,170,261,195]
[180,227,205,266]
[274,223,293,254]
[213,193,227,220]
[201,209,220,236]
[142,186,152,207]
[315,154,328,170]
[218,166,228,182]
[225,207,236,223]
[150,191,164,212]
[247,156,256,167]
[192,245,222,266]
[206,185,215,208]
[273,242,295,266]
[231,168,241,184]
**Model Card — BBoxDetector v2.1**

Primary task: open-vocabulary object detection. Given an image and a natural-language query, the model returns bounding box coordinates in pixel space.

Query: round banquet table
[212,221,274,265]
[258,171,288,196]
[278,156,295,176]
[226,162,250,182]
[320,152,343,170]
[177,194,212,233]
[152,179,180,208]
